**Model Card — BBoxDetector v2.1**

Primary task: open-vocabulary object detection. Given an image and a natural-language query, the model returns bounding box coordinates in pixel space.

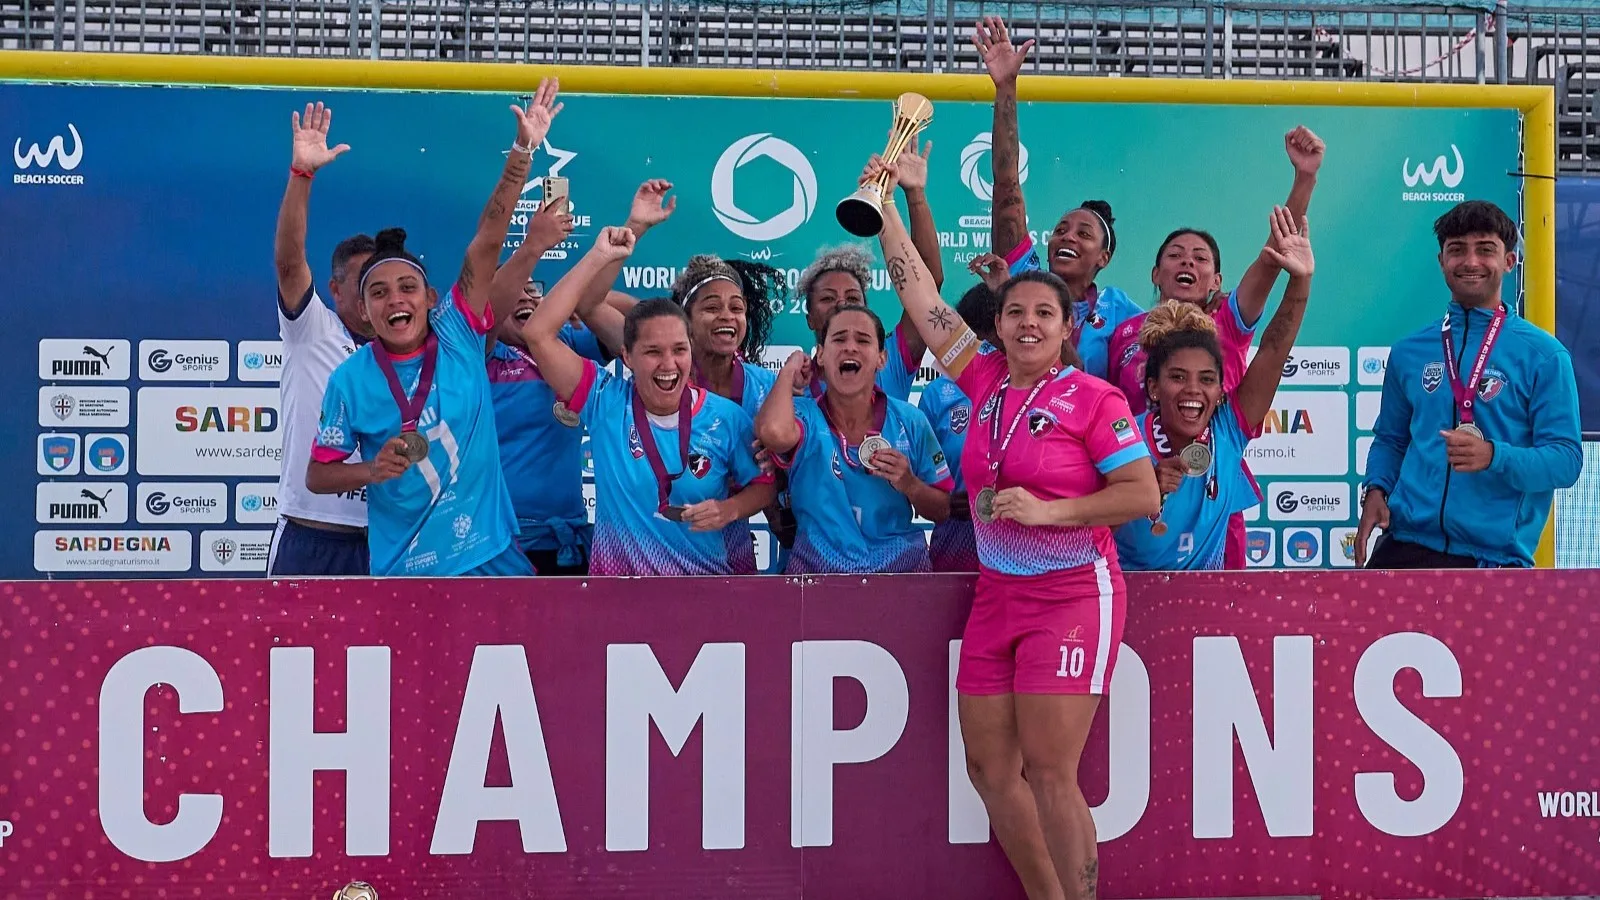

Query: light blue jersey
[571,359,771,575]
[918,375,979,572]
[780,393,952,574]
[1005,236,1143,380]
[1115,400,1259,571]
[697,359,780,574]
[487,326,607,563]
[315,287,527,576]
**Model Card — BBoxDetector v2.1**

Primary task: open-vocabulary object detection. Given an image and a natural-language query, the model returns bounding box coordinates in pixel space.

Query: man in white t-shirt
[268,102,372,575]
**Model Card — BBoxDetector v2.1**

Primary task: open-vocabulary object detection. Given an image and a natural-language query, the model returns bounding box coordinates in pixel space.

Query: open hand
[290,102,350,173]
[511,78,563,151]
[972,16,1035,86]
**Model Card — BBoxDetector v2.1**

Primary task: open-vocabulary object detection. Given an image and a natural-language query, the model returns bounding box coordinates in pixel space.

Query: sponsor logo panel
[1356,392,1383,431]
[135,387,283,476]
[37,433,80,475]
[36,482,128,524]
[38,339,131,381]
[139,339,231,381]
[1244,390,1349,476]
[38,386,129,428]
[234,484,281,524]
[1249,345,1350,387]
[200,529,273,573]
[237,340,285,382]
[1357,346,1390,386]
[84,433,130,476]
[1244,528,1276,567]
[34,530,192,573]
[1268,481,1351,522]
[1282,527,1324,567]
[136,482,229,524]
[13,123,86,186]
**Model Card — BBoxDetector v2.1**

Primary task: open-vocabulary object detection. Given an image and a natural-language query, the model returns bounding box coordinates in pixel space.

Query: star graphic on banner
[506,138,578,192]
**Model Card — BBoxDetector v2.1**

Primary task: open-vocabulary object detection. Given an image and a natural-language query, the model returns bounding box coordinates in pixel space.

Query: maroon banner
[0,572,1597,898]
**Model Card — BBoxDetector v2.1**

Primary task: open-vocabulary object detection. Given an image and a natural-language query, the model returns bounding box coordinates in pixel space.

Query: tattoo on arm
[926,306,955,332]
[1259,296,1306,351]
[886,255,909,292]
[989,88,1028,253]
[457,261,476,297]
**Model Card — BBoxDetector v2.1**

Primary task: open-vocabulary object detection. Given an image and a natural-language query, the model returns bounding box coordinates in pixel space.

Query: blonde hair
[1138,299,1217,352]
[799,244,872,302]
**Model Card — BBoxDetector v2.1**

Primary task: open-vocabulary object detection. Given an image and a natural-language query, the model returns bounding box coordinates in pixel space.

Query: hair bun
[1080,200,1114,226]
[1138,299,1217,351]
[373,227,409,254]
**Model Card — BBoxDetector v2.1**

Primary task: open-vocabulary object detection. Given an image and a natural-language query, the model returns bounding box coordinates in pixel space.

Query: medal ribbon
[371,333,439,433]
[693,357,747,407]
[819,389,889,469]
[630,384,694,515]
[1144,409,1219,504]
[985,370,1057,489]
[1068,285,1100,350]
[1441,304,1505,426]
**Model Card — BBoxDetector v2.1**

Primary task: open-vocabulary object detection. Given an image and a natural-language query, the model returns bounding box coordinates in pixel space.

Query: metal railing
[4,0,1600,170]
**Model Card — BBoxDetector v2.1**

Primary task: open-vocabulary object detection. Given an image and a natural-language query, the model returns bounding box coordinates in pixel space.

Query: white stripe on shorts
[267,516,288,574]
[1088,556,1114,694]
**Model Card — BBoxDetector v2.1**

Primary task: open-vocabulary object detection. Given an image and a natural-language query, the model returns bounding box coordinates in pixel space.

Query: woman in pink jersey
[871,160,1159,900]
[1102,125,1325,570]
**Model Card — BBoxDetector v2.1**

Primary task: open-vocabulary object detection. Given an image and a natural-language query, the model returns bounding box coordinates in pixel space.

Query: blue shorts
[462,541,536,577]
[268,518,369,577]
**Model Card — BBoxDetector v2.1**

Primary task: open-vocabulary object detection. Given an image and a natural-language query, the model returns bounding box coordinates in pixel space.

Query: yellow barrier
[0,51,1560,566]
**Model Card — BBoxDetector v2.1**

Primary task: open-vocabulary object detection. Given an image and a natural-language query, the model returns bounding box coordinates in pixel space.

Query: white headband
[360,256,427,295]
[683,273,739,307]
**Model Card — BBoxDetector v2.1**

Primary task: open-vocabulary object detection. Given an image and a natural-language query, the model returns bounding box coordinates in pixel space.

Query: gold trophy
[836,92,935,237]
[333,882,378,900]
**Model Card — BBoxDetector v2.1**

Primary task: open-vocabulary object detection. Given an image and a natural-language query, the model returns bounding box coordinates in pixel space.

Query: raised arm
[755,352,810,456]
[891,140,943,372]
[876,167,981,380]
[488,203,574,335]
[1234,127,1324,325]
[274,103,350,313]
[569,181,676,354]
[522,227,636,402]
[458,79,562,317]
[973,16,1036,260]
[1236,208,1313,428]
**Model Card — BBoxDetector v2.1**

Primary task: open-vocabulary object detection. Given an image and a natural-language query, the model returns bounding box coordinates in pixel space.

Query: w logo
[1402,145,1464,189]
[14,124,83,171]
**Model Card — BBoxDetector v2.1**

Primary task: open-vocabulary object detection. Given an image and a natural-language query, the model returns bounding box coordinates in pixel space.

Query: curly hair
[1140,300,1223,388]
[798,244,872,306]
[670,254,781,362]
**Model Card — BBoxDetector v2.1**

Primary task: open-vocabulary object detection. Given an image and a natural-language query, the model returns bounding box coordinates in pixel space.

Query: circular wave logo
[959,132,1030,202]
[710,134,817,242]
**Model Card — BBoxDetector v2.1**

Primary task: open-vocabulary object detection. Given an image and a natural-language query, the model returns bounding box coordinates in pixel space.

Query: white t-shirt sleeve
[280,285,335,346]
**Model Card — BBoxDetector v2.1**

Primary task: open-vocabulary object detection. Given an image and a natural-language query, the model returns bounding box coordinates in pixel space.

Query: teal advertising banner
[0,83,1521,575]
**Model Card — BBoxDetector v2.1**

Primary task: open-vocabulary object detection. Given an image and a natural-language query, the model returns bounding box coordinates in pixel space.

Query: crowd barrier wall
[0,56,1559,580]
[0,570,1595,898]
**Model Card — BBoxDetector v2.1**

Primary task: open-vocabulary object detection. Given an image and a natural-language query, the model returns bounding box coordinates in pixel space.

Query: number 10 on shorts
[1057,644,1086,679]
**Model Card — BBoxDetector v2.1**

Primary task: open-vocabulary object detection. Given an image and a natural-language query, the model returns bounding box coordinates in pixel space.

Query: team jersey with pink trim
[777,394,952,574]
[568,359,771,576]
[1105,289,1256,415]
[954,346,1148,587]
[313,286,518,576]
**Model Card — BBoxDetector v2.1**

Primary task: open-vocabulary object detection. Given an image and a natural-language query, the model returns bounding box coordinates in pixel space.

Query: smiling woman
[303,80,567,577]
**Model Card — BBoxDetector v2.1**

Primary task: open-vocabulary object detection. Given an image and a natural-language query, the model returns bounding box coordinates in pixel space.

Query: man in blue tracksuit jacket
[1358,200,1582,568]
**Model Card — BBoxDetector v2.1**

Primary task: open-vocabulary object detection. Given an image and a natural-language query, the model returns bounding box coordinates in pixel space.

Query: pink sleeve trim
[1003,237,1034,268]
[894,326,918,375]
[1229,392,1264,440]
[452,283,495,335]
[311,442,352,464]
[567,359,599,413]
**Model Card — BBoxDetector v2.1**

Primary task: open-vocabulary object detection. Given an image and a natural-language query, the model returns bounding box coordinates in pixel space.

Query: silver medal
[975,487,998,524]
[553,401,580,428]
[1455,422,1483,440]
[398,430,430,462]
[1179,441,1212,477]
[857,434,892,470]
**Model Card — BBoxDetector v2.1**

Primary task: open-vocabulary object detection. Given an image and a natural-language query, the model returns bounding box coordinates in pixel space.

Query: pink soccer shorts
[956,558,1127,696]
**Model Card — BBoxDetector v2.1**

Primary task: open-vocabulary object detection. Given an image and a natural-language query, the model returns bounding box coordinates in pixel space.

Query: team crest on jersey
[949,404,971,435]
[1422,362,1444,393]
[688,452,712,478]
[978,393,999,423]
[627,425,645,459]
[1478,368,1508,401]
[1027,409,1057,437]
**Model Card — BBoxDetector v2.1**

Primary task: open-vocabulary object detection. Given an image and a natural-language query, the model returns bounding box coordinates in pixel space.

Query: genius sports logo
[1269,482,1349,522]
[958,132,1030,202]
[13,123,85,186]
[711,134,817,243]
[1402,144,1466,203]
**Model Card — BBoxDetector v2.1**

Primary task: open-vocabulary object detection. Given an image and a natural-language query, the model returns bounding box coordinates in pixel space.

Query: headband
[1081,206,1116,255]
[681,273,739,307]
[359,256,428,296]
